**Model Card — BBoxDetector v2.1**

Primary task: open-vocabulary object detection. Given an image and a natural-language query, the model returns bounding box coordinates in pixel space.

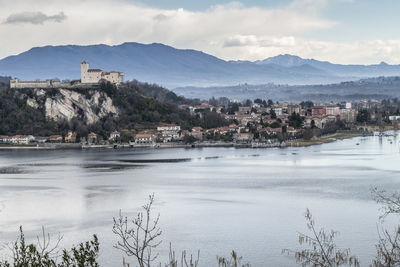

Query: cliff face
[26,88,118,124]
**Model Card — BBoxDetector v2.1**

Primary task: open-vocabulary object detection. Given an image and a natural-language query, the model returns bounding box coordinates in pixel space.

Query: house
[272,107,283,116]
[109,131,121,141]
[389,115,400,121]
[0,136,12,143]
[12,135,34,144]
[135,133,155,144]
[228,124,239,133]
[234,132,254,142]
[311,106,326,116]
[264,127,282,135]
[87,132,98,144]
[286,126,300,136]
[340,109,357,123]
[239,106,251,113]
[157,124,181,142]
[304,117,323,129]
[65,131,77,143]
[190,127,204,140]
[287,104,301,115]
[35,137,48,143]
[2,135,35,144]
[326,106,340,116]
[49,135,63,143]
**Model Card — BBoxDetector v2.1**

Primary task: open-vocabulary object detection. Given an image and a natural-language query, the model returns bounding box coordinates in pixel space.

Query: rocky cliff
[26,88,118,124]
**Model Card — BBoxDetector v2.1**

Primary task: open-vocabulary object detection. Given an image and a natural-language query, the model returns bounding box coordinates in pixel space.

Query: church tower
[81,61,89,83]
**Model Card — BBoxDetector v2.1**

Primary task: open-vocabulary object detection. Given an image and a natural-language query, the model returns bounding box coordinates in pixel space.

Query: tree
[244,99,252,107]
[370,188,400,266]
[288,112,303,129]
[254,98,263,105]
[283,209,360,267]
[2,226,99,267]
[183,135,197,144]
[300,101,314,109]
[270,109,277,119]
[227,102,240,114]
[113,194,162,267]
[356,109,370,123]
[372,227,400,266]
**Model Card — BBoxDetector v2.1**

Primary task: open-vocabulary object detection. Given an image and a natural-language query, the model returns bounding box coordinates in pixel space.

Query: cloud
[224,35,296,48]
[4,11,66,25]
[0,0,335,59]
[218,35,400,65]
[0,0,399,65]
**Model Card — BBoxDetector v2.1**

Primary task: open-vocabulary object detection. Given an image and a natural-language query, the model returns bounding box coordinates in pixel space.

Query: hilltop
[0,81,228,137]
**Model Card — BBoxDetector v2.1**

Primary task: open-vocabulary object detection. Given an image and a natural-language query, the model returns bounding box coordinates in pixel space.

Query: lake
[0,133,400,266]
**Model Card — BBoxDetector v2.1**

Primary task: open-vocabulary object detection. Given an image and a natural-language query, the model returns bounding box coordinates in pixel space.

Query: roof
[136,134,152,138]
[192,127,203,131]
[88,69,102,72]
[158,124,179,127]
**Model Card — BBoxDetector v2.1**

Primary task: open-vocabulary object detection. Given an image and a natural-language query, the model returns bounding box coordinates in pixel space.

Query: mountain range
[1,42,400,88]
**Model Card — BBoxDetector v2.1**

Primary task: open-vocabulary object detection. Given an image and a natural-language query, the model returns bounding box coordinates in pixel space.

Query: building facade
[81,62,124,85]
[10,79,61,89]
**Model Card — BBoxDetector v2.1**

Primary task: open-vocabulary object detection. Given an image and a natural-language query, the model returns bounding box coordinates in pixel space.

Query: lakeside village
[2,62,400,149]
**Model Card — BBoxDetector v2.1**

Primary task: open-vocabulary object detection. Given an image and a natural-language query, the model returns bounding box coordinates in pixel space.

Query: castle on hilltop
[81,61,124,85]
[10,62,124,89]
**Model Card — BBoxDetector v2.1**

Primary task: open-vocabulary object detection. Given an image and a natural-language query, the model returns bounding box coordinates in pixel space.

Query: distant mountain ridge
[1,43,400,88]
[173,76,400,102]
[257,54,400,78]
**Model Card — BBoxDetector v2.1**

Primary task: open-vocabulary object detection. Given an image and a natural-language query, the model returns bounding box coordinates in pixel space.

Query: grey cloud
[153,14,168,22]
[4,11,67,25]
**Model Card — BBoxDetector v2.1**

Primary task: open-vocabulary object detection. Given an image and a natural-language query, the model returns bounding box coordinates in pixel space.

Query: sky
[1,0,400,64]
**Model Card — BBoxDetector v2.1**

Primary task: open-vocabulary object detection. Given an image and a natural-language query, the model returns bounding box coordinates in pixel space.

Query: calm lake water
[1,133,400,266]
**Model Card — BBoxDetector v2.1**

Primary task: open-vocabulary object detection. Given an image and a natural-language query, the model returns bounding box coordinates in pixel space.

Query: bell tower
[81,61,89,83]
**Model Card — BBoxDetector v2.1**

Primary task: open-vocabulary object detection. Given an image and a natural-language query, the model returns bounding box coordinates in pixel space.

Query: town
[2,61,400,149]
[1,95,399,149]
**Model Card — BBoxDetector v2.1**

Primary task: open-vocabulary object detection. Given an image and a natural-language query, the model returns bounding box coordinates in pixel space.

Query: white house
[157,124,181,142]
[135,133,155,144]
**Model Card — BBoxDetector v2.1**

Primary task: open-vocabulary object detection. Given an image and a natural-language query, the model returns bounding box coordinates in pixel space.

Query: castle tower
[81,61,89,83]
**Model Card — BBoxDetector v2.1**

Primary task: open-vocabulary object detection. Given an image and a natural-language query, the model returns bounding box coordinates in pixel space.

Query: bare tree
[36,226,63,259]
[217,250,251,267]
[371,187,400,266]
[283,209,360,267]
[113,193,162,267]
[371,187,400,220]
[372,226,400,266]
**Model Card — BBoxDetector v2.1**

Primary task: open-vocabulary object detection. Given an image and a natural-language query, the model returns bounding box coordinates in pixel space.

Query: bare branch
[113,193,162,267]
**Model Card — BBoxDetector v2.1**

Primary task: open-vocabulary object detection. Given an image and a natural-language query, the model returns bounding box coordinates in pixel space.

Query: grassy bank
[286,132,364,147]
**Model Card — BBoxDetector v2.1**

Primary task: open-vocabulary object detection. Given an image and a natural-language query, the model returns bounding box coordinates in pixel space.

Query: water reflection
[0,132,399,266]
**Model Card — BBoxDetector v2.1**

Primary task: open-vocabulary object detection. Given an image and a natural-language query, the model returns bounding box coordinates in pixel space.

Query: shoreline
[0,130,382,151]
[286,132,367,147]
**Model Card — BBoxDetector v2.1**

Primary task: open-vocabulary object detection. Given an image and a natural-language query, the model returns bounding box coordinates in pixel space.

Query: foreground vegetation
[2,188,400,266]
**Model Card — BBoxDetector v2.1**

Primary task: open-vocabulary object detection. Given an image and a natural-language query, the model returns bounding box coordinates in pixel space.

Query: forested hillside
[0,82,227,138]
